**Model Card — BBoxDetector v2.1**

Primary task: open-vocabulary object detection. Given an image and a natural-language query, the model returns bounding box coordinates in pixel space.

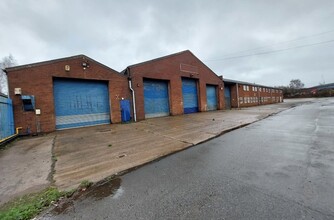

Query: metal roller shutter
[206,85,217,111]
[143,79,170,118]
[53,78,110,129]
[182,78,198,114]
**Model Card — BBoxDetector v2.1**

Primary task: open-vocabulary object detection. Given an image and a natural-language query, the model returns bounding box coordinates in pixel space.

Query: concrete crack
[47,135,57,184]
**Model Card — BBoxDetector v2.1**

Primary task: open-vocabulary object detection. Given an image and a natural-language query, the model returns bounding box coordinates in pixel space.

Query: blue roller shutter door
[206,85,217,111]
[182,78,198,114]
[53,78,110,129]
[143,79,170,118]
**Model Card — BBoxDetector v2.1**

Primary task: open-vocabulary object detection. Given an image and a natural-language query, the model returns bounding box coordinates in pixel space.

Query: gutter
[127,68,137,122]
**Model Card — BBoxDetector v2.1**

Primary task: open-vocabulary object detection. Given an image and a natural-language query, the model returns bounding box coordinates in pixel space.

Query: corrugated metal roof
[308,83,334,90]
[223,78,281,90]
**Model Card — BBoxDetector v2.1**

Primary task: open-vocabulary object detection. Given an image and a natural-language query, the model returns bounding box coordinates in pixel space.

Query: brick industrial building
[6,55,130,133]
[122,50,225,120]
[224,78,283,109]
[6,50,282,134]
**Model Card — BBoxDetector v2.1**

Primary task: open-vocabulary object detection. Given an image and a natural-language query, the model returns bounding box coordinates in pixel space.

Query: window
[259,87,262,92]
[243,85,247,91]
[239,97,243,104]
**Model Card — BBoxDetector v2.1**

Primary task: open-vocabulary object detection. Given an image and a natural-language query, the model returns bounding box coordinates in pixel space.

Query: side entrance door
[224,87,231,109]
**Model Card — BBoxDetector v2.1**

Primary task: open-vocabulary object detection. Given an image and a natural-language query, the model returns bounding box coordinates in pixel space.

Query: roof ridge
[5,54,120,74]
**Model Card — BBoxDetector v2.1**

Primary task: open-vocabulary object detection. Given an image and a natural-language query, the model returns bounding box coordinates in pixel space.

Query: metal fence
[0,94,15,140]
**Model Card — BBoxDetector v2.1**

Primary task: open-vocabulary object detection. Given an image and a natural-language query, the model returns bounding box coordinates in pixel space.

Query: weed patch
[79,180,93,189]
[0,187,64,220]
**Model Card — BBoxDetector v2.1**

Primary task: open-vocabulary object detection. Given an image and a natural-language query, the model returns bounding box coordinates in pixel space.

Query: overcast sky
[1,0,334,87]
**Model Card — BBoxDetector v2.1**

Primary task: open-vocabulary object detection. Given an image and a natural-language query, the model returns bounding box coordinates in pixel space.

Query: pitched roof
[123,50,222,81]
[127,50,190,69]
[5,54,119,73]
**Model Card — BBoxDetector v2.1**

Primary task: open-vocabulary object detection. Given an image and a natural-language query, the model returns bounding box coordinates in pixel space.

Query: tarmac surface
[41,98,334,219]
[53,100,304,190]
[0,98,314,206]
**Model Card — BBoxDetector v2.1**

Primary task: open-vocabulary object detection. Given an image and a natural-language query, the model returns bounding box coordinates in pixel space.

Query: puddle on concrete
[85,178,122,201]
[50,177,122,215]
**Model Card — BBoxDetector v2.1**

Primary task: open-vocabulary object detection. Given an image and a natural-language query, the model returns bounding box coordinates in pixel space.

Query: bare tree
[289,79,305,89]
[0,54,17,94]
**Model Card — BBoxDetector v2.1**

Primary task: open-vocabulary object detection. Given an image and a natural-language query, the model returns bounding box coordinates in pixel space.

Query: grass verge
[0,187,67,220]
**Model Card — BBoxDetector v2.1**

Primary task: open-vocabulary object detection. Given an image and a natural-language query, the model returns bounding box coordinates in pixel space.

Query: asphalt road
[43,98,334,220]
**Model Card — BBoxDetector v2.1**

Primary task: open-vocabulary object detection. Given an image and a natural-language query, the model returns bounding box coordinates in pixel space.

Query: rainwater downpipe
[236,83,240,108]
[128,70,137,122]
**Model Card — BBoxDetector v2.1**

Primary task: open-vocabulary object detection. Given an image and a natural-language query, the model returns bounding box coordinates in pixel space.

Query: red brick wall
[7,56,130,133]
[128,51,224,120]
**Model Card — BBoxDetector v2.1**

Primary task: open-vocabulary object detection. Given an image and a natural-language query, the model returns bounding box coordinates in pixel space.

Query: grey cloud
[1,0,334,87]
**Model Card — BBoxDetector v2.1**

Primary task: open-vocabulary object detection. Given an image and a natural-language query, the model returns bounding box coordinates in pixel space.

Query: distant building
[300,83,334,97]
[223,78,283,109]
